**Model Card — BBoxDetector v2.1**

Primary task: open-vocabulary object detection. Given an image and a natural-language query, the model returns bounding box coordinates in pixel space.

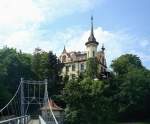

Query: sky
[0,0,150,69]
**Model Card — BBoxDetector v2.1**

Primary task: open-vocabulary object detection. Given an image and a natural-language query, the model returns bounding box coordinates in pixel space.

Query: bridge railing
[0,115,30,124]
[39,115,46,124]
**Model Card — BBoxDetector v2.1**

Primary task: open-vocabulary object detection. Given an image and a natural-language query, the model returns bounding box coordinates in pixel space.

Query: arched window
[72,64,75,71]
[62,55,66,62]
[81,63,84,71]
[93,51,95,57]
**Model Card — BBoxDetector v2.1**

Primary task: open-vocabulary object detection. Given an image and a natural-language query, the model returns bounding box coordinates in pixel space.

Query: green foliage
[32,48,46,79]
[0,47,33,91]
[47,51,64,96]
[0,47,63,109]
[111,54,150,121]
[0,83,11,108]
[111,54,144,75]
[86,58,98,79]
[63,53,150,123]
[0,46,150,124]
[0,47,33,108]
[63,78,117,124]
[116,69,150,121]
[32,49,64,96]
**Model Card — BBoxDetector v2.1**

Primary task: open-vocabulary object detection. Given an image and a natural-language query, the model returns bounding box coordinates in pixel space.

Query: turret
[101,44,105,52]
[85,16,99,58]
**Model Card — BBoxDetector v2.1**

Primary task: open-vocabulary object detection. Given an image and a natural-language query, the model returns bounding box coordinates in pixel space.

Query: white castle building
[59,16,108,79]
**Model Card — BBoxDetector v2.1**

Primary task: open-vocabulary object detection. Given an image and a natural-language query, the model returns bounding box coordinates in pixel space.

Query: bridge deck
[28,119,39,124]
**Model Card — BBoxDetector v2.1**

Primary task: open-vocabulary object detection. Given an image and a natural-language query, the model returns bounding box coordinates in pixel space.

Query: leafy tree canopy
[111,54,144,75]
[110,54,150,121]
[63,78,117,124]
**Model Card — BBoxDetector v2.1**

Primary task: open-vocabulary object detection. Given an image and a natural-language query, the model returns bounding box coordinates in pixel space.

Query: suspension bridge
[0,78,63,124]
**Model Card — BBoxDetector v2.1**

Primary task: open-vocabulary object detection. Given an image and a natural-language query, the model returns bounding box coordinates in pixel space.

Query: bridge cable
[48,98,59,124]
[0,81,21,113]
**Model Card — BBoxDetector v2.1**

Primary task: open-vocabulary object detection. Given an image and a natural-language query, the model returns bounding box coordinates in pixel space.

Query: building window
[72,74,76,79]
[93,51,95,57]
[81,63,84,71]
[72,64,75,71]
[62,55,66,62]
[66,66,69,72]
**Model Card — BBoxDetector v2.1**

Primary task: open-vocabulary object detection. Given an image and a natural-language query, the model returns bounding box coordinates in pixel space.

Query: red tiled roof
[41,99,63,111]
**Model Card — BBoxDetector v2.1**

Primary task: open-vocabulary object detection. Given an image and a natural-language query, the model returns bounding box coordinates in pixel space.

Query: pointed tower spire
[91,16,94,36]
[85,16,98,46]
[62,46,66,53]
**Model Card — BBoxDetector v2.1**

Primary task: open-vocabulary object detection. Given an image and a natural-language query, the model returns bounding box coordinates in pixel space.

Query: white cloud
[0,23,149,68]
[52,27,150,69]
[58,27,127,65]
[0,0,101,51]
[0,0,99,29]
[0,0,43,28]
[0,0,149,69]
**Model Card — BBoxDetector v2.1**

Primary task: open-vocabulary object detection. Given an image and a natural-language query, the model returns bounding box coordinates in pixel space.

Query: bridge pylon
[21,78,25,124]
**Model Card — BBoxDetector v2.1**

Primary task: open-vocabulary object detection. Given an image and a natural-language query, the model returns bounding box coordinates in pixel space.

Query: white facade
[86,43,98,58]
[61,61,86,80]
[59,16,107,79]
[59,50,87,79]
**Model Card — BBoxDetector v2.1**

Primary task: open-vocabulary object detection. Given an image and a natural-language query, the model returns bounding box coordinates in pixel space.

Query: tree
[0,47,64,113]
[32,48,64,96]
[0,47,33,108]
[63,78,117,124]
[116,68,150,121]
[47,51,64,96]
[0,83,11,108]
[111,54,150,121]
[32,48,45,80]
[111,54,144,75]
[0,47,33,91]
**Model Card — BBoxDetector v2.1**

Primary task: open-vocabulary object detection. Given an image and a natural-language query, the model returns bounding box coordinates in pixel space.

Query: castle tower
[85,16,99,58]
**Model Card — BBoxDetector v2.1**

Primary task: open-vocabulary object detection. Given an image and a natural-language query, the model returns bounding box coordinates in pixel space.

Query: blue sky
[0,0,150,69]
